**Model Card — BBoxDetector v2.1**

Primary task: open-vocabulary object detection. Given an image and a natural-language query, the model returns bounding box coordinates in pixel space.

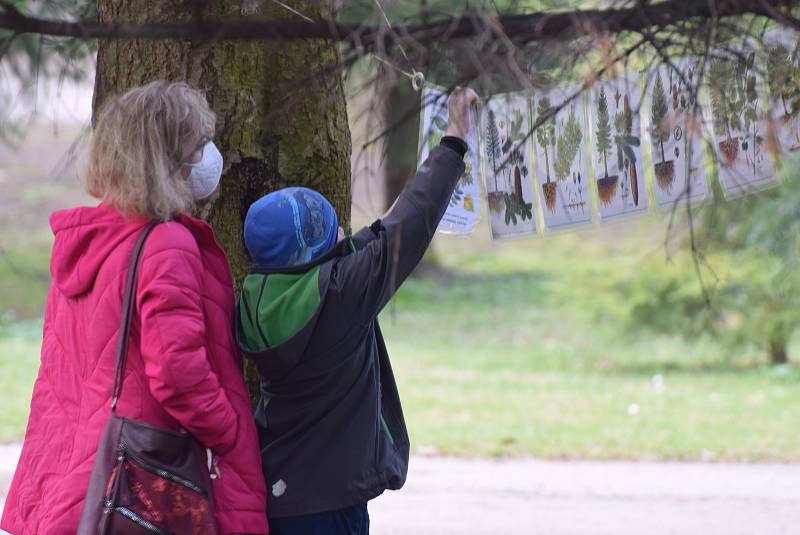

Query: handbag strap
[111,221,159,412]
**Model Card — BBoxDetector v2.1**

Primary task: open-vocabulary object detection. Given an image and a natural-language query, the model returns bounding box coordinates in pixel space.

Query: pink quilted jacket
[1,205,268,534]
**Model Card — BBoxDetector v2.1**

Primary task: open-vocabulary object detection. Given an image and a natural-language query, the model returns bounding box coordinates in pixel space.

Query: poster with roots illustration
[707,40,777,198]
[590,74,649,220]
[763,27,800,158]
[646,59,709,208]
[533,86,591,231]
[481,93,537,239]
[417,85,481,233]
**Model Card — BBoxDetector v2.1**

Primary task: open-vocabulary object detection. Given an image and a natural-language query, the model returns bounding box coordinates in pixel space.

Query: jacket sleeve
[136,227,239,456]
[326,143,465,328]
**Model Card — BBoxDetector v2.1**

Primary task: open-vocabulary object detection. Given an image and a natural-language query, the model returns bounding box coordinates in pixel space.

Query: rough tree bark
[93,0,352,403]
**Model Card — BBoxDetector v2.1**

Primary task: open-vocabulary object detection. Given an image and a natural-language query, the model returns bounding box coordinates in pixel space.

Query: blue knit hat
[244,187,340,268]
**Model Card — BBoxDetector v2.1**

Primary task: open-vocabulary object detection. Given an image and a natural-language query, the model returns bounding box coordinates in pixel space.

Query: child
[236,87,477,535]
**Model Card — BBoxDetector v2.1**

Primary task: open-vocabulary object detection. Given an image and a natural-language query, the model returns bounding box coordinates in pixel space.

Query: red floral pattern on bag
[123,460,216,535]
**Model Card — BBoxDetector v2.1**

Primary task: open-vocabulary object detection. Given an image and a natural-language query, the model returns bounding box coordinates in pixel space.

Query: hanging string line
[372,55,424,88]
[268,0,425,90]
[371,0,425,91]
[373,0,412,65]
[270,0,314,23]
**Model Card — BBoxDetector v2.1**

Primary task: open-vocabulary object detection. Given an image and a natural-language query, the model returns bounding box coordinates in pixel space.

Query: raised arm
[327,87,478,327]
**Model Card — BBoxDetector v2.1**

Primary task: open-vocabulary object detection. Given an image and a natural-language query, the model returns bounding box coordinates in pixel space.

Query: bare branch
[0,0,794,49]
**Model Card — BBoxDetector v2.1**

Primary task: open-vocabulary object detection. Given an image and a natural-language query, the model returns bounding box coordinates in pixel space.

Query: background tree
[372,68,419,212]
[701,155,800,364]
[627,164,800,365]
[0,1,96,143]
[92,0,351,401]
[595,85,611,179]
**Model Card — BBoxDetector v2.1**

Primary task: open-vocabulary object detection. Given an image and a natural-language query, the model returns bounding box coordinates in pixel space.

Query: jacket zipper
[102,458,124,518]
[119,443,208,497]
[114,506,174,535]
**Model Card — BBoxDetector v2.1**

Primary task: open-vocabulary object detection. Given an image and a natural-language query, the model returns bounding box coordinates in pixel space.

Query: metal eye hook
[412,71,425,92]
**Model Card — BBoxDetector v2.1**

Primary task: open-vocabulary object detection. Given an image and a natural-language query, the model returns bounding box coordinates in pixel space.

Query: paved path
[370,456,800,534]
[2,444,798,534]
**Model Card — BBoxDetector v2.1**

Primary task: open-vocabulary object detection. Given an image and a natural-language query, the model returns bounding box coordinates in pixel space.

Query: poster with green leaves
[533,86,591,231]
[417,85,481,233]
[763,27,800,156]
[646,59,709,208]
[590,74,649,220]
[708,40,777,198]
[481,92,537,239]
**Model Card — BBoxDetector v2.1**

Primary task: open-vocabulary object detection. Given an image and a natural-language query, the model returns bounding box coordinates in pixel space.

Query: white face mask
[186,141,223,200]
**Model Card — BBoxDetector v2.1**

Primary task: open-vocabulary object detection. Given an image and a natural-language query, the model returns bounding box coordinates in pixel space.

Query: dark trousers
[269,503,369,535]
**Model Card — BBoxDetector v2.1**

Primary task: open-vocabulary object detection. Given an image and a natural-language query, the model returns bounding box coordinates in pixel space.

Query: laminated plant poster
[533,86,592,231]
[708,40,777,198]
[417,85,481,234]
[480,93,536,239]
[646,59,709,208]
[762,27,800,158]
[590,73,650,220]
[481,92,538,239]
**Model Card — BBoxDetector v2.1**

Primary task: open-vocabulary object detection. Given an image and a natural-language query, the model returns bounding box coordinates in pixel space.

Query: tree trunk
[769,336,789,365]
[94,0,352,405]
[377,70,446,276]
[378,69,419,211]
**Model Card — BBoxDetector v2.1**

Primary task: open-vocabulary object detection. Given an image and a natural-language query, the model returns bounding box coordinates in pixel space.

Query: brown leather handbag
[78,222,219,535]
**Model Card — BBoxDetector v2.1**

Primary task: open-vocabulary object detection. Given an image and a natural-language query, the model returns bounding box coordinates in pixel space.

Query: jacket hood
[236,239,353,379]
[49,205,150,297]
[236,267,324,380]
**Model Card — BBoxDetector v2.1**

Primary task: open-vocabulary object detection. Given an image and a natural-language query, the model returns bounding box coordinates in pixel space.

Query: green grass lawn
[0,232,52,321]
[379,218,800,461]
[391,345,800,460]
[0,322,41,441]
[1,215,798,460]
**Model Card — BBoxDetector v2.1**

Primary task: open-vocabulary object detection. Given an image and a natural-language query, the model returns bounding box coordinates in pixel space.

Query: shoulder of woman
[142,220,202,262]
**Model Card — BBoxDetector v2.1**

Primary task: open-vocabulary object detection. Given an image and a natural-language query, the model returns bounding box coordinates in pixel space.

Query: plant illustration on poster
[417,85,481,233]
[481,93,537,239]
[591,74,648,220]
[647,60,709,208]
[533,86,591,231]
[709,41,776,197]
[764,27,800,156]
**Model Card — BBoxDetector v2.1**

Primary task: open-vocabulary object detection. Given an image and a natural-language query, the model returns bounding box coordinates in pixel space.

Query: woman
[0,81,268,535]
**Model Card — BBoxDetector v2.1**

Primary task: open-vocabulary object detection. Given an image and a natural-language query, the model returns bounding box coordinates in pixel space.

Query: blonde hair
[86,81,216,221]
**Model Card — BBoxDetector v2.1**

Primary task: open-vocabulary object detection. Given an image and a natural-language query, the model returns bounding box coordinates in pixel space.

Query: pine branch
[0,0,795,48]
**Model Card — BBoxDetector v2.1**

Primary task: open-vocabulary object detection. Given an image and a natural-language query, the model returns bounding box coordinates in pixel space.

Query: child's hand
[445,86,479,140]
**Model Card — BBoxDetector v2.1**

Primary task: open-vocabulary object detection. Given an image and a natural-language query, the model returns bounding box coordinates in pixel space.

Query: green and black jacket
[236,142,466,518]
